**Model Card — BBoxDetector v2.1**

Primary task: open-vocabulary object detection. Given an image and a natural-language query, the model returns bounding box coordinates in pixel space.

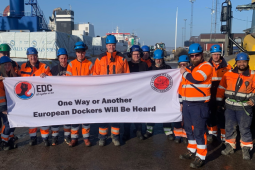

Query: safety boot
[136,131,144,140]
[69,139,78,147]
[43,138,50,147]
[99,139,106,147]
[182,137,188,144]
[167,134,174,141]
[112,138,120,146]
[1,141,10,151]
[144,131,152,138]
[242,146,251,160]
[190,156,205,169]
[207,134,213,143]
[64,136,71,145]
[52,137,58,146]
[8,138,17,149]
[84,139,91,147]
[221,143,234,155]
[29,137,37,146]
[179,150,196,160]
[175,137,181,144]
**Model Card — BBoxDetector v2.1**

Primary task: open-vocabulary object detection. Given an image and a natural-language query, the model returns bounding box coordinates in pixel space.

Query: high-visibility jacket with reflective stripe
[208,58,232,100]
[66,59,93,76]
[93,51,130,75]
[179,61,213,103]
[19,61,52,77]
[216,67,255,108]
[0,81,7,111]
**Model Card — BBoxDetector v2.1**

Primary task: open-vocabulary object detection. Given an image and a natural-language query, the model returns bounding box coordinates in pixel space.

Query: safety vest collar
[75,58,88,64]
[232,66,251,77]
[106,51,117,58]
[209,57,228,70]
[25,60,40,69]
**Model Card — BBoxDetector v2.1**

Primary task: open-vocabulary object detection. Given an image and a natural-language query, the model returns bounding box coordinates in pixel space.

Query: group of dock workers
[0,34,254,168]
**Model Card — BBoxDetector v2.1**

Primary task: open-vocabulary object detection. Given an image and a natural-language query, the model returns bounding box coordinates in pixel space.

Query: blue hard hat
[153,49,164,59]
[188,43,203,54]
[0,56,12,64]
[74,41,87,50]
[105,35,117,44]
[178,55,190,63]
[210,44,222,53]
[142,45,150,52]
[57,48,68,57]
[235,52,249,61]
[26,47,38,55]
[130,45,142,53]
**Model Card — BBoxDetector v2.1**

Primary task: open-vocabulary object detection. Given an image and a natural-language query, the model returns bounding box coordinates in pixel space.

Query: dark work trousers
[183,101,209,160]
[99,123,120,140]
[207,99,226,140]
[0,112,15,142]
[123,123,142,137]
[225,108,253,149]
[146,123,173,135]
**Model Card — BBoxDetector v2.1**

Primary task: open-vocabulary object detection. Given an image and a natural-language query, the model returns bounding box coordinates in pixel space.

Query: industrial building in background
[0,0,49,32]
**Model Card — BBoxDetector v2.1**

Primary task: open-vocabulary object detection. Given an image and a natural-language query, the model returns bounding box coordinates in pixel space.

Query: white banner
[3,69,182,127]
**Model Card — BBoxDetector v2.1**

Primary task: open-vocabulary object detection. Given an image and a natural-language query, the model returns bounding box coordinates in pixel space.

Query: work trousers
[183,101,208,160]
[174,122,187,139]
[123,123,142,136]
[0,112,15,142]
[65,124,90,140]
[29,127,49,139]
[225,108,253,149]
[207,100,226,141]
[146,123,173,135]
[99,123,120,140]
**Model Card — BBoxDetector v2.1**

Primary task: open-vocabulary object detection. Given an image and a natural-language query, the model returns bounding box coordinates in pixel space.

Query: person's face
[211,53,221,62]
[155,59,163,67]
[236,60,248,71]
[179,62,189,68]
[59,55,68,66]
[4,62,12,72]
[190,53,202,66]
[28,54,38,65]
[106,44,116,53]
[143,52,150,60]
[76,50,86,62]
[132,51,140,62]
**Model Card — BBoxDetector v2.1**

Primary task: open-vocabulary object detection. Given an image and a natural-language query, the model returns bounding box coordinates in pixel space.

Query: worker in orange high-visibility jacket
[217,53,255,160]
[18,47,52,147]
[0,56,18,151]
[179,44,213,169]
[207,45,232,143]
[174,55,190,144]
[141,45,155,70]
[93,35,130,147]
[66,41,93,147]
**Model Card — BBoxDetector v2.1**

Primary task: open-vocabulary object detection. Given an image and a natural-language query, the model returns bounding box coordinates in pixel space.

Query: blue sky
[1,0,253,47]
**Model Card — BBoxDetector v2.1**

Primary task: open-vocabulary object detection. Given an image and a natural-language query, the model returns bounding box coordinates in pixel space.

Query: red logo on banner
[150,74,173,93]
[14,82,35,100]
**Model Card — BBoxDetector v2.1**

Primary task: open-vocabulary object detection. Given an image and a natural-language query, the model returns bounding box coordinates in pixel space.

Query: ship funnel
[9,0,25,17]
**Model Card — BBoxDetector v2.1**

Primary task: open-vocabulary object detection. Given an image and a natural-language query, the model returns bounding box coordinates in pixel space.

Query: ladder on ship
[25,0,49,30]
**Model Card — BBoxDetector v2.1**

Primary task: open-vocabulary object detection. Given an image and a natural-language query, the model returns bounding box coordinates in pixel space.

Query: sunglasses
[179,63,188,67]
[190,54,201,58]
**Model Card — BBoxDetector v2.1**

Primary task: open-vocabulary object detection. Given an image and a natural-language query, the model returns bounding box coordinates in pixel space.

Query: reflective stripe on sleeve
[196,70,207,81]
[183,71,188,79]
[66,71,72,76]
[216,97,223,101]
[218,85,226,90]
[182,84,211,88]
[212,77,222,81]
